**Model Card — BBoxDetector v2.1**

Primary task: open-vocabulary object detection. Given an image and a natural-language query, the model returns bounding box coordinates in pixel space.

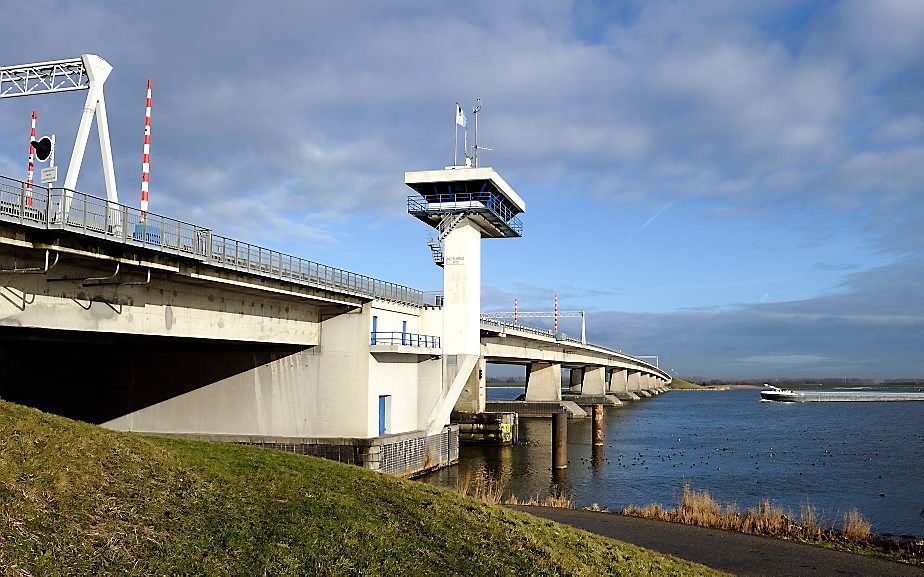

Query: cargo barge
[760,385,924,402]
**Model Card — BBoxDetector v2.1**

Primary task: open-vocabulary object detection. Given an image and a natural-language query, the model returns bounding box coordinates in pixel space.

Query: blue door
[371,315,378,344]
[378,395,388,435]
[401,320,407,345]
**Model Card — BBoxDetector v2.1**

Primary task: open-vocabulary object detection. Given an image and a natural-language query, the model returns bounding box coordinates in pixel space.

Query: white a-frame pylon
[0,54,119,204]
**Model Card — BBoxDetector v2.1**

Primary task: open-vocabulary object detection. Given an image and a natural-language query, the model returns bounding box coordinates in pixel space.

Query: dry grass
[456,466,508,505]
[842,508,872,541]
[503,493,574,509]
[800,503,822,540]
[455,465,574,509]
[623,482,875,545]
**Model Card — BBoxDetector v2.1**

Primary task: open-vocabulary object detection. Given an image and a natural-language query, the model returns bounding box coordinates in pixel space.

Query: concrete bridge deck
[481,318,667,377]
[478,318,670,404]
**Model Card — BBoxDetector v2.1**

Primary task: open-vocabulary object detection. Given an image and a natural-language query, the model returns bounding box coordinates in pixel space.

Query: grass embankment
[667,377,702,389]
[0,401,724,576]
[623,483,923,565]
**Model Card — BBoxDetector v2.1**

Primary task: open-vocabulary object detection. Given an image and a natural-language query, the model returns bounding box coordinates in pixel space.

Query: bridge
[0,54,669,478]
[480,318,668,399]
[0,171,667,475]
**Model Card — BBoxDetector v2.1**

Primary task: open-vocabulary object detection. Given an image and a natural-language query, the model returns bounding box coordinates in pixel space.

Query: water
[422,388,924,536]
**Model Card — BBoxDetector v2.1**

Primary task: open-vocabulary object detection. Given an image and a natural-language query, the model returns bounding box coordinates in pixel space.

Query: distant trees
[485,376,525,384]
[696,377,880,387]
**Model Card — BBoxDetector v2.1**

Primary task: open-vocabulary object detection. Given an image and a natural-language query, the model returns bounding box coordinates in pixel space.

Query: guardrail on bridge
[371,331,440,348]
[0,175,424,305]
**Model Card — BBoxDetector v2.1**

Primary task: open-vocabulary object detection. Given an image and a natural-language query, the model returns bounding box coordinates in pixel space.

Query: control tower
[406,166,525,414]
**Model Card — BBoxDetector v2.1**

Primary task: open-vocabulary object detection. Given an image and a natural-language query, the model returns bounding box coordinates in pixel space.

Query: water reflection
[591,444,605,474]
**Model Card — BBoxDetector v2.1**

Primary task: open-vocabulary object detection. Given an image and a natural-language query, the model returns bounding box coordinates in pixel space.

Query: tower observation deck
[406,167,525,240]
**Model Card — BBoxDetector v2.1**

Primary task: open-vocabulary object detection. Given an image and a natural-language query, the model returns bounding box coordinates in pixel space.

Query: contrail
[640,201,675,230]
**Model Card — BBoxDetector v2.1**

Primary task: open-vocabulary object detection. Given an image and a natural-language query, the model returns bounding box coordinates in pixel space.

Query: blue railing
[407,192,524,235]
[370,331,440,348]
[0,175,424,305]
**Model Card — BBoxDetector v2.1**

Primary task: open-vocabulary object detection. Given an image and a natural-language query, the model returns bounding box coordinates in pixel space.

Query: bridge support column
[634,373,652,397]
[569,367,584,393]
[581,366,607,396]
[628,370,642,392]
[525,362,562,402]
[608,369,629,394]
[607,368,639,400]
[454,356,486,413]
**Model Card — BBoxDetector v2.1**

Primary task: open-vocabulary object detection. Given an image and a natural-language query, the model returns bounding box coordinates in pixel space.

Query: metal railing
[408,192,524,235]
[0,176,51,228]
[480,317,554,338]
[0,175,424,305]
[370,331,440,348]
[422,291,444,307]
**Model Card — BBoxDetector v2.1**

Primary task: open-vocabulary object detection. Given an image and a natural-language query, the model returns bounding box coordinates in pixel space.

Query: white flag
[455,103,466,127]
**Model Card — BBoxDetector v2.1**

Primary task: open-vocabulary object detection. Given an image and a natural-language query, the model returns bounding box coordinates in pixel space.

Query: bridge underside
[0,327,308,427]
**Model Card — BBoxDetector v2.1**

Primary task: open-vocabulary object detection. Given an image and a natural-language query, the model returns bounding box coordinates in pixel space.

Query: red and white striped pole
[514,298,518,324]
[26,110,36,207]
[554,292,559,333]
[140,79,152,218]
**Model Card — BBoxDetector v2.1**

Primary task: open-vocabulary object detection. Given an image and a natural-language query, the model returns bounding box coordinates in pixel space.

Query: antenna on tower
[472,98,493,168]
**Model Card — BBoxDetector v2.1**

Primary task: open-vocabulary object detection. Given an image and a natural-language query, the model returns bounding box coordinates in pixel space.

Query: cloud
[583,257,924,378]
[482,282,625,311]
[1,0,920,232]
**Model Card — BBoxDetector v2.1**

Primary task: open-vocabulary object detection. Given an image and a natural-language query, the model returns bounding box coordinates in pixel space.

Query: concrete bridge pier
[608,368,639,401]
[582,367,607,396]
[627,370,649,397]
[651,377,664,395]
[568,367,584,393]
[525,362,562,401]
[495,362,585,417]
[562,365,622,407]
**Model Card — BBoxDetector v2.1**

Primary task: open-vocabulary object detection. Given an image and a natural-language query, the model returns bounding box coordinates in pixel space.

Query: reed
[456,466,508,505]
[502,493,574,509]
[800,503,821,540]
[623,482,876,545]
[842,508,872,542]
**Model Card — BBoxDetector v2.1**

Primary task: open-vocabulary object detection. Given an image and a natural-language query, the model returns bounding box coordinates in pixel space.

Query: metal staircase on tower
[427,212,467,267]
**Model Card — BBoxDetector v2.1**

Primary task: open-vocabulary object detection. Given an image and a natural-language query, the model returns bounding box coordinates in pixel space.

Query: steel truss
[0,55,119,206]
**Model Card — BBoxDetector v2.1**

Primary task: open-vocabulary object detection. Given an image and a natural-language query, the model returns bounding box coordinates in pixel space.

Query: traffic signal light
[31,136,53,162]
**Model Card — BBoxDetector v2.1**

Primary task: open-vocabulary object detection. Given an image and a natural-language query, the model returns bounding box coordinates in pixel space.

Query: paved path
[508,506,924,577]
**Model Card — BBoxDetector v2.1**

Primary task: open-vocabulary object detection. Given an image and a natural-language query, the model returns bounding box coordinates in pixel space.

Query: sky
[1,1,922,379]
